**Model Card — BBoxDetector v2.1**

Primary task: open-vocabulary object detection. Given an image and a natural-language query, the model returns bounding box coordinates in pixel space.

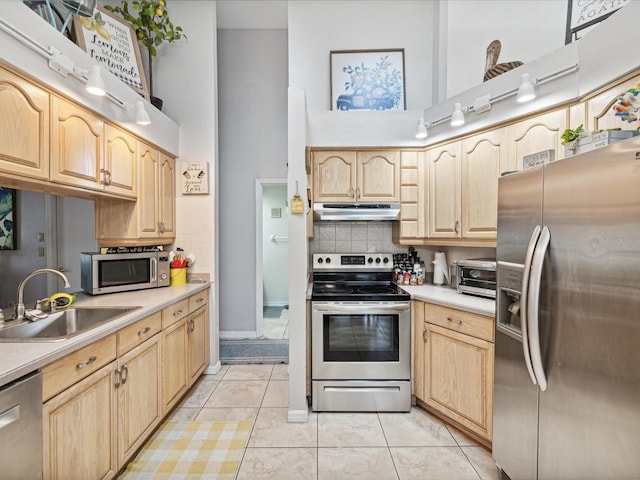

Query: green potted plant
[105,0,186,109]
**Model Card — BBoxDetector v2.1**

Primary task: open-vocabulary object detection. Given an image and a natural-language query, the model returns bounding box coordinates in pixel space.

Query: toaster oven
[456,258,497,298]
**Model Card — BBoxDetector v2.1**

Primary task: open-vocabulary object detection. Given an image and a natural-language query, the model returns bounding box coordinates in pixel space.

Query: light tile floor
[162,364,499,480]
[263,306,289,339]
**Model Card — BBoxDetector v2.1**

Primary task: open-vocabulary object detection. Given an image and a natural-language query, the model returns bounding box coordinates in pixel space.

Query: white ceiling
[216,1,288,29]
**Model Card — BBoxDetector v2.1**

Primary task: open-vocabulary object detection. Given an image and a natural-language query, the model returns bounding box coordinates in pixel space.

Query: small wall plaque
[180,162,209,195]
[523,149,555,169]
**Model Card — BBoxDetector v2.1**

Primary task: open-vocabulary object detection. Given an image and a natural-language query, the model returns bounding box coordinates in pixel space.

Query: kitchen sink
[0,306,141,342]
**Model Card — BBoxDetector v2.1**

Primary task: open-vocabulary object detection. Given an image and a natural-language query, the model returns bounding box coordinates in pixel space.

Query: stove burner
[313,284,353,295]
[356,285,395,295]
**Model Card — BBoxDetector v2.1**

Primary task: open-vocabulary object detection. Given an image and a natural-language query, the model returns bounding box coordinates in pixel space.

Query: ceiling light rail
[416,63,579,138]
[0,16,151,125]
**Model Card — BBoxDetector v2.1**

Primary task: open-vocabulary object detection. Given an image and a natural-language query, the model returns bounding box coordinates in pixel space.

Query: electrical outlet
[37,232,45,242]
[38,247,45,257]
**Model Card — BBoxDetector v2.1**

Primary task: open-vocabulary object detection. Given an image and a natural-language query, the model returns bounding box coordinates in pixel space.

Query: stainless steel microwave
[456,258,497,299]
[80,251,170,295]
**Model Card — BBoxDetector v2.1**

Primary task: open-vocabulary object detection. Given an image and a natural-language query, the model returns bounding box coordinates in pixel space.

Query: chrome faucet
[15,269,71,321]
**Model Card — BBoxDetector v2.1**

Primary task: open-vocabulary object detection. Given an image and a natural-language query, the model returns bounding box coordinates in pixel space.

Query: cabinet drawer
[42,334,117,402]
[161,298,189,328]
[424,303,494,342]
[117,311,161,356]
[188,290,209,312]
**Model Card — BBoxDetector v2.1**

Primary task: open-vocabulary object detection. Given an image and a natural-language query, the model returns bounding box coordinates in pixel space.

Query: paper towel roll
[432,252,450,285]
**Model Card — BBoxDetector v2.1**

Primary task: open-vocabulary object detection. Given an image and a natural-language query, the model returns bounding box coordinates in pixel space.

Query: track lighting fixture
[415,63,578,138]
[517,73,536,103]
[415,118,428,139]
[450,102,465,126]
[84,65,106,96]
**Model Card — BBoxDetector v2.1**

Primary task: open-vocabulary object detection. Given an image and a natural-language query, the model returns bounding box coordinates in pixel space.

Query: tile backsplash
[310,222,401,254]
[309,221,496,279]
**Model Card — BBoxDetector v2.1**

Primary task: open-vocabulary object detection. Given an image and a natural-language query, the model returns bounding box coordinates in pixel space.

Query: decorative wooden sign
[73,6,149,99]
[523,149,555,169]
[180,162,209,195]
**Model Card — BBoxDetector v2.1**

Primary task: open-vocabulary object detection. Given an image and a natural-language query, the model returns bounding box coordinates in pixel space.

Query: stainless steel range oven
[311,253,411,412]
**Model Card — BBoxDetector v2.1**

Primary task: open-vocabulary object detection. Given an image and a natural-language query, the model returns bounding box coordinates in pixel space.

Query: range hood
[313,203,400,221]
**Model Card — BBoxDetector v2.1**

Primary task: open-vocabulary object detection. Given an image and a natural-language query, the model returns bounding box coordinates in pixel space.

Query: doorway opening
[256,179,289,339]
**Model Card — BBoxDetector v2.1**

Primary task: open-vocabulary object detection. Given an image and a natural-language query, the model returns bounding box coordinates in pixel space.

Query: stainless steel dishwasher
[0,371,43,480]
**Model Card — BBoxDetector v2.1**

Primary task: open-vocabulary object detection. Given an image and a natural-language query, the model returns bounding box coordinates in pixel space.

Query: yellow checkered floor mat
[119,420,252,479]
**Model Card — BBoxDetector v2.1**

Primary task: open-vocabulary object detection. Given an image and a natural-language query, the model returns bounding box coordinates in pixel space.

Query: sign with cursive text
[180,162,209,195]
[73,6,148,98]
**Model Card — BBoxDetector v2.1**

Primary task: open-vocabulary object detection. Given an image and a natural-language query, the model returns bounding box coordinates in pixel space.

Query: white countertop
[0,283,211,388]
[401,284,495,317]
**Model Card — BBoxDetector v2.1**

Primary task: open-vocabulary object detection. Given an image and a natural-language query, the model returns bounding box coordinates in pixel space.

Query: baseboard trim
[287,409,309,423]
[219,331,258,339]
[205,361,221,374]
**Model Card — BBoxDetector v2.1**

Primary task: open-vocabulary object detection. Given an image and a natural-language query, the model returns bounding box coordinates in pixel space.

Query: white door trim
[255,178,287,337]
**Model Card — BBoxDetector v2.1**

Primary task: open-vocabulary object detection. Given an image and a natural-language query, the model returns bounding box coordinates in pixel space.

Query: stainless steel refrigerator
[493,137,640,480]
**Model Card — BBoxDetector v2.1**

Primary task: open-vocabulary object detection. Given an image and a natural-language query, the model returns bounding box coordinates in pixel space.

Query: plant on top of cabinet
[105,0,187,105]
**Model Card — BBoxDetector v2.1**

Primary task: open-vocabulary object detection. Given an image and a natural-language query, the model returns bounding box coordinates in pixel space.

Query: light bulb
[517,73,536,103]
[450,102,465,127]
[415,118,428,139]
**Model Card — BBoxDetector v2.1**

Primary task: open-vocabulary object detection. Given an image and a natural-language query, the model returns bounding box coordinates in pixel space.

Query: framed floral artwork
[0,187,16,250]
[330,49,406,111]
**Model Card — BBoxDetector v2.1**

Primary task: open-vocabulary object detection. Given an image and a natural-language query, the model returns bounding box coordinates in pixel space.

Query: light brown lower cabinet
[161,315,189,413]
[414,301,495,445]
[43,361,118,480]
[42,289,210,479]
[160,291,209,414]
[187,305,210,386]
[116,334,162,466]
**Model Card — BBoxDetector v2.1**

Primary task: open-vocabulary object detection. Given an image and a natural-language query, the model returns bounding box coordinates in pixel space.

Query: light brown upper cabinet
[50,96,105,191]
[50,96,137,199]
[104,124,137,198]
[582,72,640,132]
[0,67,50,180]
[313,150,400,203]
[138,143,175,239]
[428,141,461,238]
[507,108,568,170]
[397,150,427,240]
[461,128,509,240]
[95,142,175,246]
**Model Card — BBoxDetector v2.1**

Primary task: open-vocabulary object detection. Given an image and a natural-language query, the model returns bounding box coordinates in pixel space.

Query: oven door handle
[313,304,410,313]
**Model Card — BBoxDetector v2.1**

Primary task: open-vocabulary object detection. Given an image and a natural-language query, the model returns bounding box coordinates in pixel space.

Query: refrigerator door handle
[520,225,541,386]
[528,225,550,392]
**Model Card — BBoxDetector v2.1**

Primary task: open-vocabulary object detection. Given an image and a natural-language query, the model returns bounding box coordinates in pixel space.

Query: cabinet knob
[447,316,463,325]
[454,219,459,233]
[422,328,428,342]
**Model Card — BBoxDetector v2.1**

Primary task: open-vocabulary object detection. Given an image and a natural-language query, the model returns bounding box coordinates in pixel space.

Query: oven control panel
[313,253,392,271]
